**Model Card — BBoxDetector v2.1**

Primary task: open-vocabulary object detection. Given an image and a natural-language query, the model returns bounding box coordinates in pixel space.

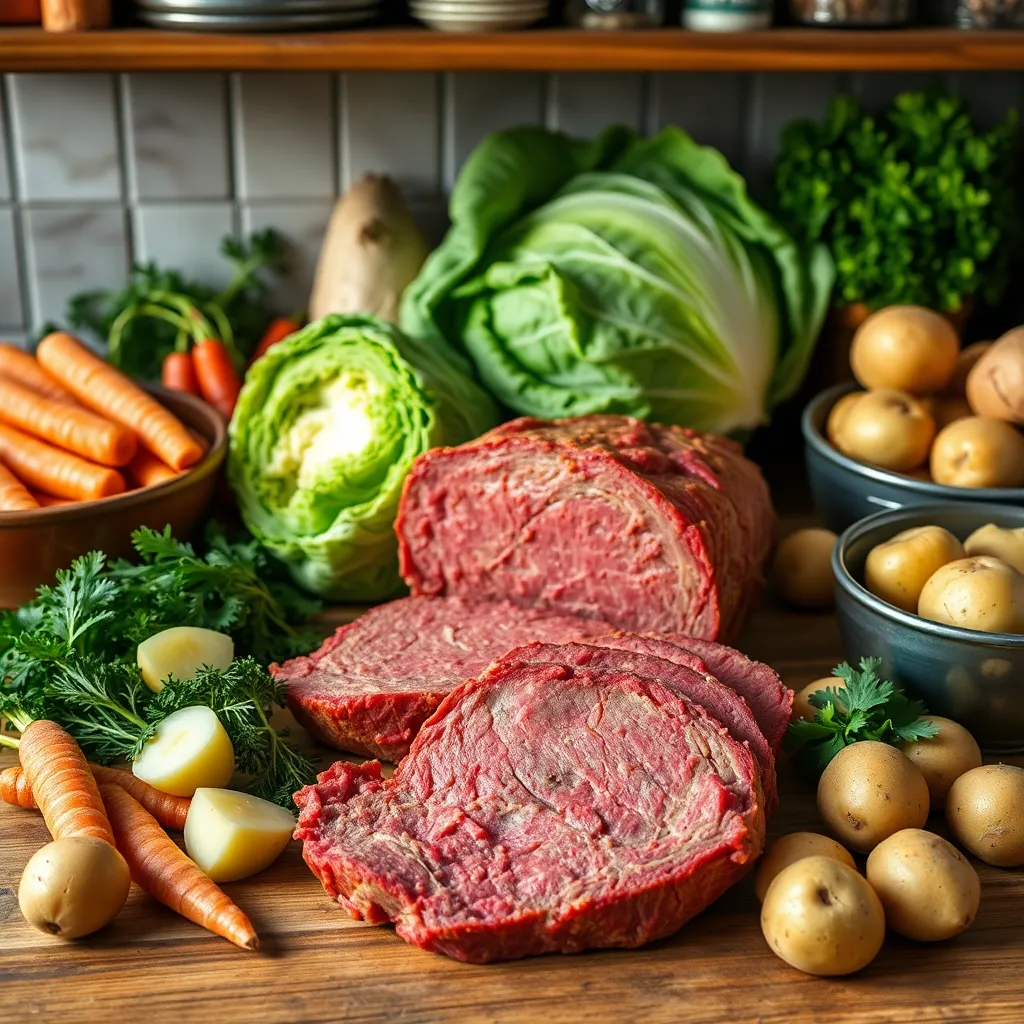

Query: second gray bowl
[803,382,1024,533]
[833,502,1024,753]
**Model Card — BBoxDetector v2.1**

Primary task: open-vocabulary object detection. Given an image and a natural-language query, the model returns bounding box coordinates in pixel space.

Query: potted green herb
[774,91,1020,380]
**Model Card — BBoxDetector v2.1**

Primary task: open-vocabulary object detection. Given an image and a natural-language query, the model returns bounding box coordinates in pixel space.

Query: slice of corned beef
[272,596,614,761]
[498,638,777,812]
[659,634,793,754]
[294,657,765,964]
[396,415,775,642]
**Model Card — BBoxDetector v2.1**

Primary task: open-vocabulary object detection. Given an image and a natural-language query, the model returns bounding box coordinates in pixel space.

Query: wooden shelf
[3,26,1024,73]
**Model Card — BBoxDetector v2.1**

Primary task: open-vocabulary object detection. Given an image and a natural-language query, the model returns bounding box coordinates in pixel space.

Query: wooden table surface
[2,595,1022,1024]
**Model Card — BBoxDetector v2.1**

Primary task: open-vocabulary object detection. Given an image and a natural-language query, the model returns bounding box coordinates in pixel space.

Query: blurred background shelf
[3,27,1024,72]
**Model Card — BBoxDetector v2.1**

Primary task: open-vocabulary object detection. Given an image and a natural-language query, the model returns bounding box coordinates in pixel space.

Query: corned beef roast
[273,596,614,760]
[396,415,775,642]
[294,653,766,963]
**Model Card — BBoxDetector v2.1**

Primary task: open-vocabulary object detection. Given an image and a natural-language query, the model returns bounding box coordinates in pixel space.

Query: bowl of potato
[803,307,1024,532]
[833,503,1024,753]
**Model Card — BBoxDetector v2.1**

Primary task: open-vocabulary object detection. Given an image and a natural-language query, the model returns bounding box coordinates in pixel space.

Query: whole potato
[754,832,857,902]
[760,856,885,976]
[817,741,930,853]
[866,829,980,942]
[864,525,965,614]
[791,678,843,721]
[930,417,1024,489]
[945,341,993,398]
[773,529,837,610]
[927,397,973,431]
[826,391,865,448]
[946,764,1024,867]
[832,389,935,472]
[19,837,131,939]
[898,716,982,810]
[964,523,1024,575]
[851,306,959,395]
[917,556,1024,634]
[966,328,1024,424]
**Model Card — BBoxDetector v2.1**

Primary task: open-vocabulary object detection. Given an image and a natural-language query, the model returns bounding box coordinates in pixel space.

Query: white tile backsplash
[233,73,335,200]
[0,207,22,329]
[653,74,748,172]
[548,74,644,138]
[343,73,440,199]
[22,205,128,331]
[0,88,10,201]
[133,203,237,292]
[9,74,121,202]
[241,201,333,316]
[124,74,230,201]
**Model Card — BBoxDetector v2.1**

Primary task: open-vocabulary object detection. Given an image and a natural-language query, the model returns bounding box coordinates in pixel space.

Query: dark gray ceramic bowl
[803,382,1024,533]
[833,503,1024,753]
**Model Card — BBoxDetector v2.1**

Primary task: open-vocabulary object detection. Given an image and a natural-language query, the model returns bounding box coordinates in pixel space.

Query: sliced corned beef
[294,657,765,963]
[272,595,614,761]
[396,415,775,642]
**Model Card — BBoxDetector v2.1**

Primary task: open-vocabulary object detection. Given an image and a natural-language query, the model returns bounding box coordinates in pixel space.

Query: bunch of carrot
[1,717,258,950]
[0,333,205,512]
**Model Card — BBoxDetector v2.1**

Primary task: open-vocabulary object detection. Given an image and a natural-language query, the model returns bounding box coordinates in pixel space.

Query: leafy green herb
[775,91,1020,312]
[786,657,939,778]
[63,230,287,379]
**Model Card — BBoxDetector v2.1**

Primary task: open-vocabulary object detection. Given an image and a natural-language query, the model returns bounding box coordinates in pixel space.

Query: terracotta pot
[41,0,109,31]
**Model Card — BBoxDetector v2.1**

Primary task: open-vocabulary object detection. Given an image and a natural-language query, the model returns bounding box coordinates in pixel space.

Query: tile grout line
[112,72,135,277]
[2,74,33,338]
[335,71,345,197]
[221,71,242,239]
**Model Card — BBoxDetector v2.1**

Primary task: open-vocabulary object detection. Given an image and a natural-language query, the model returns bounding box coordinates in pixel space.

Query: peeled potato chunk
[137,626,234,693]
[132,705,235,797]
[184,788,296,883]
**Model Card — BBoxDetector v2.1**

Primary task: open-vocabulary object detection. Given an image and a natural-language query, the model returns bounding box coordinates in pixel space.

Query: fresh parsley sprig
[786,657,939,778]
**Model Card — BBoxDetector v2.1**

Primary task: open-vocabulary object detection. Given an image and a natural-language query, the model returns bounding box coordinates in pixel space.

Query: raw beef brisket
[294,657,766,963]
[397,415,775,641]
[272,596,614,760]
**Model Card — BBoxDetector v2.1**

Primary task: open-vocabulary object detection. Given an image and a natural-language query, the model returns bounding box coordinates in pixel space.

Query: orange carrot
[0,375,138,468]
[30,489,75,508]
[37,332,203,472]
[249,316,300,366]
[0,421,126,501]
[162,351,200,397]
[193,339,242,421]
[0,764,34,808]
[100,784,259,951]
[127,445,178,489]
[20,720,115,845]
[0,343,78,405]
[1,763,190,830]
[0,458,39,511]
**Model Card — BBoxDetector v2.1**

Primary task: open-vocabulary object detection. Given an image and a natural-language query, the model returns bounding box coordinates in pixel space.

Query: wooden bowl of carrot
[0,332,227,608]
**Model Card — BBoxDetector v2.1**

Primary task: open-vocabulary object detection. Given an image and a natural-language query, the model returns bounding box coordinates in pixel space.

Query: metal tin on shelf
[790,0,914,24]
[568,0,665,28]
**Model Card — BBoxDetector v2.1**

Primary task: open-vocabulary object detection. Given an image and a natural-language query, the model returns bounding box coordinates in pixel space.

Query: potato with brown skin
[945,341,993,398]
[946,764,1024,867]
[19,837,131,939]
[826,391,865,448]
[754,832,857,902]
[899,716,982,809]
[930,417,1024,489]
[791,678,843,721]
[966,328,1024,424]
[866,829,980,942]
[772,529,837,609]
[917,556,1024,634]
[924,396,973,431]
[832,389,935,472]
[964,523,1024,575]
[851,306,959,395]
[817,741,930,853]
[760,856,885,976]
[864,525,965,613]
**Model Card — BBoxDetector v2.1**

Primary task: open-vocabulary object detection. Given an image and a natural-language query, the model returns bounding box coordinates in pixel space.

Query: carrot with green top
[0,421,126,501]
[37,332,202,472]
[0,375,138,467]
[1,763,190,830]
[100,783,259,951]
[0,458,39,511]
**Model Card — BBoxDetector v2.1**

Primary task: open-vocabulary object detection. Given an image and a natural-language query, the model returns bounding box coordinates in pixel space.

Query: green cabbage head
[228,313,497,601]
[402,125,834,435]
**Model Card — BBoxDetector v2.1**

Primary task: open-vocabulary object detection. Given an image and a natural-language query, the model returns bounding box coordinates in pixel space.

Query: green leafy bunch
[775,91,1020,312]
[63,230,287,380]
[786,657,939,778]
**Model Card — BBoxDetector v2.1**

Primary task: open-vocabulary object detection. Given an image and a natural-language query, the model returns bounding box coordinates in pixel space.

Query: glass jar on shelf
[567,0,666,28]
[949,0,1021,27]
[789,0,914,25]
